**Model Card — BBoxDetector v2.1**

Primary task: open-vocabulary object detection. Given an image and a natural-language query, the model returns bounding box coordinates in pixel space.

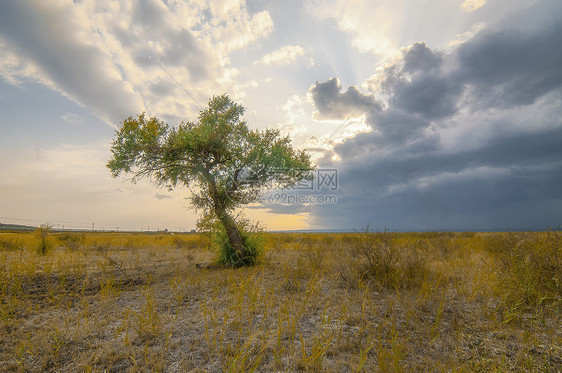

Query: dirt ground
[0,231,560,372]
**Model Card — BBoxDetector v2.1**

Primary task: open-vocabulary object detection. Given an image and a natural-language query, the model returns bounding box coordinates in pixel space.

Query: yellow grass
[0,230,560,372]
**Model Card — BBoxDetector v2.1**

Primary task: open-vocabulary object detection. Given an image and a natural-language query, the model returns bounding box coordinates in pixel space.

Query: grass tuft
[0,230,560,371]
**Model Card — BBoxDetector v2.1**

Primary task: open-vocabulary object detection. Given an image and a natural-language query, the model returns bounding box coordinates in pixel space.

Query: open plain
[0,230,560,372]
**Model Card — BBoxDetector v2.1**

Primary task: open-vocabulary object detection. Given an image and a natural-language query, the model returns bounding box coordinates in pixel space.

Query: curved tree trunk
[215,207,246,262]
[204,169,246,264]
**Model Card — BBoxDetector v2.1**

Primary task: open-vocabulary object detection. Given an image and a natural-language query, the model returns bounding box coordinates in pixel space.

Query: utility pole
[92,222,95,234]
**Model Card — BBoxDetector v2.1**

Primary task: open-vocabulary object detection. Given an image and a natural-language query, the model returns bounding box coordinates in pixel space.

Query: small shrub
[58,232,87,250]
[490,231,562,308]
[172,235,203,250]
[0,237,23,251]
[429,233,461,260]
[212,228,264,267]
[482,232,522,257]
[301,242,326,272]
[339,227,430,290]
[204,215,265,267]
[35,224,53,255]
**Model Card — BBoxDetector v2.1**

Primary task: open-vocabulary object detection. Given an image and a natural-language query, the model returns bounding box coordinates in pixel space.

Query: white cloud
[280,94,306,122]
[308,0,470,57]
[0,39,53,87]
[206,9,274,63]
[62,113,83,124]
[231,79,259,100]
[254,45,307,65]
[449,22,486,46]
[0,0,274,127]
[461,0,487,12]
[155,193,173,200]
[0,0,145,124]
[209,0,243,24]
[310,0,396,56]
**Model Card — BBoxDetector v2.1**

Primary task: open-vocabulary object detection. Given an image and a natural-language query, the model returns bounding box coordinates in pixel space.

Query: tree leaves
[107,93,314,214]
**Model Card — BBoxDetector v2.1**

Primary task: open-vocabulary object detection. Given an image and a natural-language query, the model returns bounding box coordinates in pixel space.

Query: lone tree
[107,94,313,266]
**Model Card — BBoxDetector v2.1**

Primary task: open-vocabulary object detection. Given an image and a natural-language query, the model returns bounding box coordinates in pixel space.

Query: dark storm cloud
[383,43,460,120]
[303,0,562,230]
[402,42,443,73]
[388,74,462,120]
[372,109,433,143]
[309,77,381,120]
[455,19,562,108]
[333,126,562,196]
[317,122,562,230]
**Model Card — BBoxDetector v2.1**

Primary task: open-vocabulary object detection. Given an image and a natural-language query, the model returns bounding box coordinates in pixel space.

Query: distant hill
[0,222,36,231]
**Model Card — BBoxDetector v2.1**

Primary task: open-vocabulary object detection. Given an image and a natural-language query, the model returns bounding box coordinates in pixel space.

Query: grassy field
[0,230,560,372]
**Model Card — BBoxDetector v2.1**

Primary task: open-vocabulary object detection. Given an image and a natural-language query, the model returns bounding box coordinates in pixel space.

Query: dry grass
[0,230,560,372]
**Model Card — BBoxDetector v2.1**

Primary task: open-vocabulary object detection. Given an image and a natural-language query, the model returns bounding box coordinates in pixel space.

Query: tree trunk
[203,168,246,264]
[215,207,246,262]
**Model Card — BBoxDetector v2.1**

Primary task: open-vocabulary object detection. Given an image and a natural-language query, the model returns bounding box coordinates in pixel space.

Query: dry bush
[488,231,561,309]
[0,236,24,251]
[300,242,327,273]
[34,224,53,255]
[57,232,87,250]
[427,232,463,260]
[173,235,196,249]
[336,229,430,290]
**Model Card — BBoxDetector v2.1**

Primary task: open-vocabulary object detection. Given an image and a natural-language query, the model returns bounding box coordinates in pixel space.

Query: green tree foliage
[107,94,313,266]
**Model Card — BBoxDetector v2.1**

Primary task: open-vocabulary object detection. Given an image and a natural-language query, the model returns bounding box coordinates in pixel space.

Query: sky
[1,0,561,232]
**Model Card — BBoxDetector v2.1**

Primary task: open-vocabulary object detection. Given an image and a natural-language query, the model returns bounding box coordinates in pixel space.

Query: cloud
[309,77,381,121]
[401,42,443,73]
[449,22,486,46]
[454,19,562,108]
[155,193,173,200]
[254,45,306,65]
[280,95,307,124]
[62,113,83,124]
[0,1,147,124]
[305,1,562,230]
[461,0,487,12]
[389,75,462,120]
[230,79,258,100]
[310,0,398,56]
[309,0,470,57]
[207,8,274,59]
[0,0,274,126]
